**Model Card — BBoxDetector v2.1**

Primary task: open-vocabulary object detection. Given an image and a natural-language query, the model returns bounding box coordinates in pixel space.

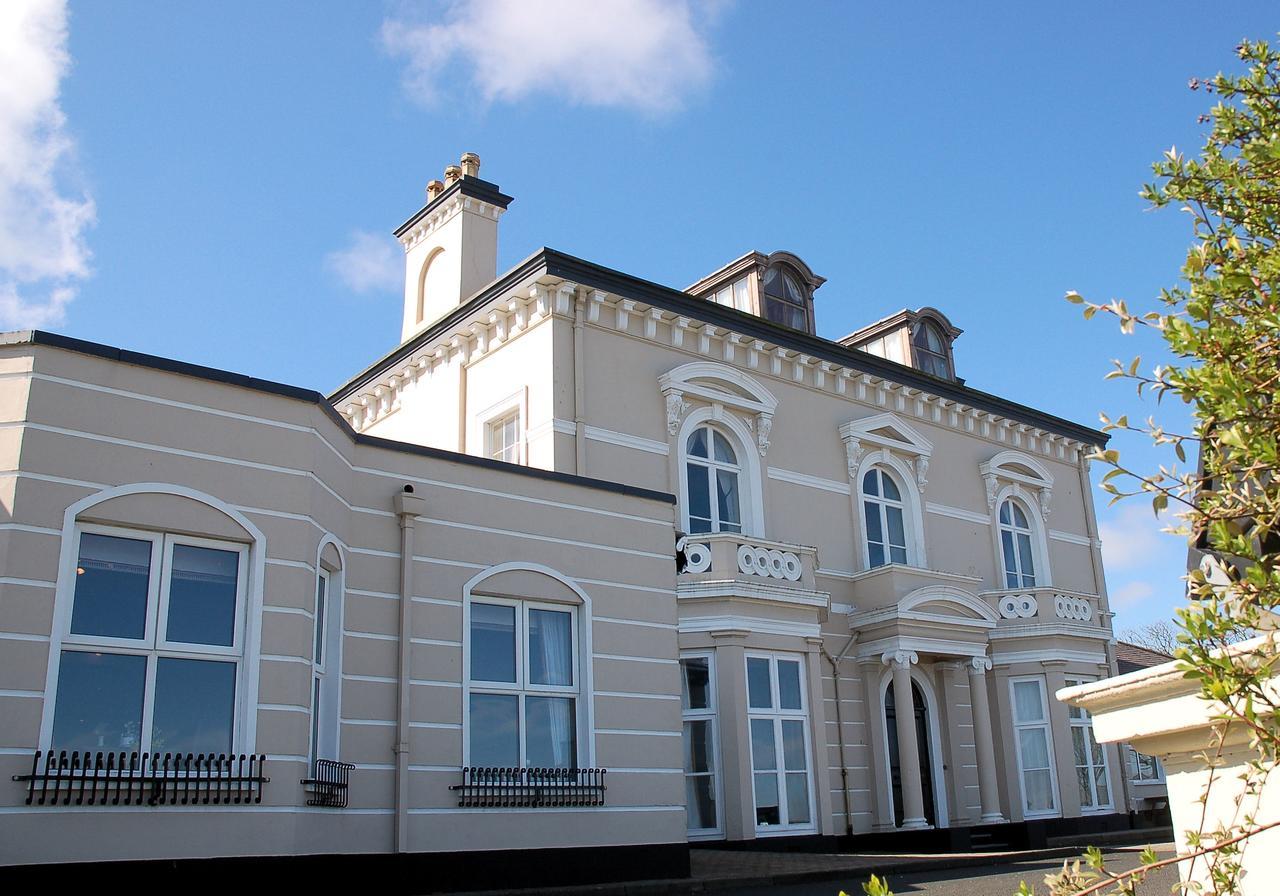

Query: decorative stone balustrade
[981,587,1101,626]
[676,533,824,610]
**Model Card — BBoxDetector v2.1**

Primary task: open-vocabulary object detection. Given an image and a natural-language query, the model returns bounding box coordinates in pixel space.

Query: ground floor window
[1128,747,1163,782]
[746,652,813,832]
[1009,675,1059,817]
[681,654,720,836]
[1065,677,1111,811]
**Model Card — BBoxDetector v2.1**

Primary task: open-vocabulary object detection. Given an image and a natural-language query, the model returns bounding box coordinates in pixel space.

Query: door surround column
[884,650,930,830]
[967,656,1007,823]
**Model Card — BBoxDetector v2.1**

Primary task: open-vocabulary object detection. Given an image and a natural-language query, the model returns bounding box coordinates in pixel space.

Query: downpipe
[394,485,426,854]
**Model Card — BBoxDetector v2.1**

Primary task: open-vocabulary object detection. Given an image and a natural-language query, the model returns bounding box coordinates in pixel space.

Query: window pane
[469,693,518,767]
[999,501,1011,525]
[71,533,151,640]
[526,696,576,767]
[1076,767,1091,805]
[684,719,713,773]
[777,661,802,710]
[1019,728,1051,770]
[528,608,573,686]
[716,469,741,528]
[750,718,777,770]
[781,719,806,770]
[864,500,883,544]
[151,657,236,754]
[786,772,810,824]
[1024,769,1055,812]
[470,603,516,683]
[681,657,710,711]
[881,473,901,502]
[1017,533,1036,580]
[862,469,879,497]
[310,676,321,765]
[754,773,780,825]
[314,575,327,666]
[1011,502,1029,528]
[712,431,736,464]
[747,658,772,709]
[886,506,906,549]
[1001,530,1019,579]
[687,775,717,830]
[687,427,708,458]
[1072,728,1088,766]
[1013,680,1044,723]
[687,463,711,532]
[166,544,239,647]
[51,651,146,751]
[733,278,749,311]
[868,542,886,568]
[1093,766,1109,804]
[889,545,908,564]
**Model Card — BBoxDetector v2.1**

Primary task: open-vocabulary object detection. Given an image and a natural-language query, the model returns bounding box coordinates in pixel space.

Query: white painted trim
[925,502,990,525]
[675,409,764,538]
[854,450,927,569]
[993,648,1108,665]
[767,467,851,495]
[583,425,670,456]
[676,578,831,609]
[991,485,1054,588]
[678,615,821,638]
[1049,529,1092,546]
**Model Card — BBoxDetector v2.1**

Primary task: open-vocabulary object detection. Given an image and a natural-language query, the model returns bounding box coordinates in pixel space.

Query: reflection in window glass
[681,657,710,711]
[71,533,152,640]
[166,544,239,646]
[470,603,516,682]
[777,660,803,710]
[528,609,573,686]
[51,651,146,751]
[469,693,519,767]
[680,654,719,833]
[526,696,576,767]
[747,658,772,709]
[151,657,236,753]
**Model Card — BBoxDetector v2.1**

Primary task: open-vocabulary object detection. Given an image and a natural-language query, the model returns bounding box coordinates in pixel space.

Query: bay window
[467,598,578,768]
[746,653,813,833]
[1065,676,1111,811]
[1009,675,1059,818]
[50,525,247,755]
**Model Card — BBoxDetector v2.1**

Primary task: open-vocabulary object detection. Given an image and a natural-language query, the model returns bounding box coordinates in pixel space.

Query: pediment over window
[659,362,778,455]
[839,412,934,489]
[899,586,999,624]
[979,450,1054,516]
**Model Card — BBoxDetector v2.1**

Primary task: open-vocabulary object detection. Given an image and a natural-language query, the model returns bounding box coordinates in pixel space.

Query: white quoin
[399,155,510,342]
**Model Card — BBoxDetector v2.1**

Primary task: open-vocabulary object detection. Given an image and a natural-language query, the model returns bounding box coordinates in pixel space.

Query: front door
[885,680,936,827]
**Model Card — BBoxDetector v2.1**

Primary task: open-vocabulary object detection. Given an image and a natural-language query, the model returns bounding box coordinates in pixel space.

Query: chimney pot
[443,165,462,186]
[460,152,481,178]
[426,179,444,201]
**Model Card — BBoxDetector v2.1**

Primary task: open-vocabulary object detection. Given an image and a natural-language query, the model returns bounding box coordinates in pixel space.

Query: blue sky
[5,1,1275,634]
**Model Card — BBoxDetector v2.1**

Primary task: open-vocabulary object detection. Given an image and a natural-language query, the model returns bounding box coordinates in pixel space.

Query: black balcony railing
[12,751,269,806]
[450,767,607,808]
[301,758,354,807]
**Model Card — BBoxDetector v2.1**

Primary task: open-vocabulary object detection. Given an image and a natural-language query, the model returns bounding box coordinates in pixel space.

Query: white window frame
[861,466,911,569]
[309,566,343,768]
[745,651,816,836]
[463,596,582,769]
[1008,674,1060,819]
[1127,745,1164,783]
[680,651,723,839]
[46,522,250,755]
[1064,676,1113,812]
[849,448,927,571]
[475,389,527,466]
[681,422,744,535]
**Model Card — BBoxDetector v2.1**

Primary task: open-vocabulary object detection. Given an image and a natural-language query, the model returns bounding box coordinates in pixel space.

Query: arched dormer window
[685,424,742,534]
[862,467,909,567]
[761,264,811,333]
[911,319,952,379]
[998,498,1038,588]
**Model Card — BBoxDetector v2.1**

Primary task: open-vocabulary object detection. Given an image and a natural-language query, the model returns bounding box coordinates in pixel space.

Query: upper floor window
[911,320,952,379]
[999,499,1038,588]
[487,410,521,464]
[50,525,247,755]
[862,467,909,567]
[761,265,810,332]
[685,424,742,535]
[467,598,578,768]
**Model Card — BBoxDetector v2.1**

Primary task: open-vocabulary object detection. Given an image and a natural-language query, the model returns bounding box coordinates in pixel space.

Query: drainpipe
[393,485,426,853]
[572,292,587,475]
[820,631,858,837]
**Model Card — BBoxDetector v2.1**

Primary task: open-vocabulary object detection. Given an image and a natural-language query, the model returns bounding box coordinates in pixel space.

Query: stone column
[967,656,1007,823]
[711,633,754,840]
[884,650,929,830]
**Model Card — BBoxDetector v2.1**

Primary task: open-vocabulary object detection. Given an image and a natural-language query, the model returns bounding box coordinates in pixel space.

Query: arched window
[999,499,1038,588]
[685,424,742,534]
[911,320,951,379]
[862,467,909,567]
[761,264,810,332]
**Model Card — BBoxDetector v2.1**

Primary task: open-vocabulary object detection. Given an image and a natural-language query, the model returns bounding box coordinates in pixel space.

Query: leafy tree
[859,36,1280,896]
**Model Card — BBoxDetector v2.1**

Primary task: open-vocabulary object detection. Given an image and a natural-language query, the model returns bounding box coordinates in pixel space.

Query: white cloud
[0,0,94,330]
[1108,580,1155,611]
[325,231,402,295]
[382,0,719,113]
[1098,502,1179,573]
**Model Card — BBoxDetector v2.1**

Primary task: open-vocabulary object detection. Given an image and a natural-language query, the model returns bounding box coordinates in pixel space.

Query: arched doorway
[885,680,936,828]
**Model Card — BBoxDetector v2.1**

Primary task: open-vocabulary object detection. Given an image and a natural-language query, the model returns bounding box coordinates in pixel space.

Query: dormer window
[911,320,951,379]
[761,265,811,332]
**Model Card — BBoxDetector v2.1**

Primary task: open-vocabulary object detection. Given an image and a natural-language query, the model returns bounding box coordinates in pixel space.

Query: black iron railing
[12,751,269,806]
[450,767,607,808]
[301,758,354,807]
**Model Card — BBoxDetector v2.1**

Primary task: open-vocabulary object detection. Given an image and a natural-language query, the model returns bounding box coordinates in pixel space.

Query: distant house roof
[1116,640,1173,674]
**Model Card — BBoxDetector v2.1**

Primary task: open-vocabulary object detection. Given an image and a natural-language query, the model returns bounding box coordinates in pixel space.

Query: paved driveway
[720,847,1178,895]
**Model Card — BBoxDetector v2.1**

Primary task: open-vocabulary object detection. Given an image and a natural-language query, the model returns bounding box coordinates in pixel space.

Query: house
[1,155,1128,886]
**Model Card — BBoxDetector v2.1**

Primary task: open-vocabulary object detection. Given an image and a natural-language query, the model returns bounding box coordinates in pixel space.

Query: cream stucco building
[1,156,1133,885]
